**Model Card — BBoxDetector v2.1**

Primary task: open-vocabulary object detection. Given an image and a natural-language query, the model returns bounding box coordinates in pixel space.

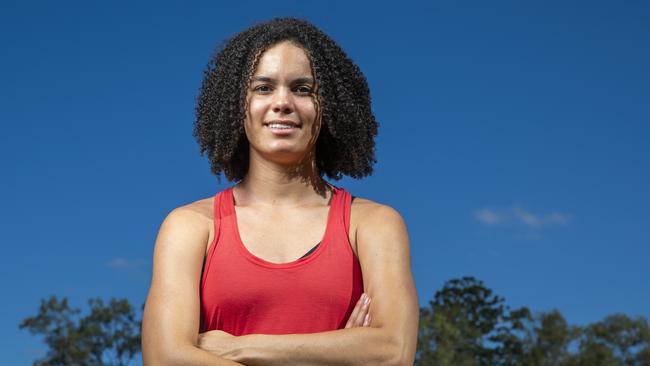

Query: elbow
[386,335,416,366]
[369,325,416,366]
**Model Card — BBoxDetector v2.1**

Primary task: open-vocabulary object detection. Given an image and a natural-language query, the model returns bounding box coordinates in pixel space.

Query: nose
[271,87,294,114]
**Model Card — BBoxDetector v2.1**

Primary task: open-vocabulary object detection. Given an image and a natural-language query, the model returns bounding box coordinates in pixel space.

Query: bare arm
[201,204,419,366]
[141,206,245,366]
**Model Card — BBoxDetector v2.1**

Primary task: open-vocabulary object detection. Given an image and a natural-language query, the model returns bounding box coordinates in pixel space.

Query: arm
[141,206,246,366]
[203,204,419,366]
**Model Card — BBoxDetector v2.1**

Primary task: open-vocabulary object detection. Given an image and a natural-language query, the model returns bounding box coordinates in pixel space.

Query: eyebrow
[250,76,315,84]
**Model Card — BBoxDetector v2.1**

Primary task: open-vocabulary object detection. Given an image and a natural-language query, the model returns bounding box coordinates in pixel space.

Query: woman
[142,18,418,365]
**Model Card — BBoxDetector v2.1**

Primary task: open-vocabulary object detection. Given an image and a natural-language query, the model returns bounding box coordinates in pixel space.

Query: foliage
[415,277,650,366]
[416,276,532,366]
[568,314,650,366]
[19,296,141,366]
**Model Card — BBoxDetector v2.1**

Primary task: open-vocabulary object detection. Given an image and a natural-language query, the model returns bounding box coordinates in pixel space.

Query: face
[244,41,320,165]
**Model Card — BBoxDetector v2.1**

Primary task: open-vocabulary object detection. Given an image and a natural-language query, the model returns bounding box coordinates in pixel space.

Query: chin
[265,142,306,154]
[258,147,310,164]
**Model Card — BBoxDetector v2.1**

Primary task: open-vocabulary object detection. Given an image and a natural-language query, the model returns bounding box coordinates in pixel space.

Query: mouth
[264,120,302,130]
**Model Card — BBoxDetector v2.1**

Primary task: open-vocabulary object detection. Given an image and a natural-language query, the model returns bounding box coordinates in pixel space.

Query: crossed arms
[141,200,418,365]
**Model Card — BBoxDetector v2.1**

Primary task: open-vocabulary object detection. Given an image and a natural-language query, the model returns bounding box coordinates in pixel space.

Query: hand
[197,329,242,361]
[345,293,372,328]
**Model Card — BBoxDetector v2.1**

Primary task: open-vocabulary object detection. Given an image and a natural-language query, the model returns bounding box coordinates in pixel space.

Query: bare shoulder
[351,197,406,231]
[168,196,214,223]
[154,196,215,255]
[349,196,408,257]
[163,196,213,231]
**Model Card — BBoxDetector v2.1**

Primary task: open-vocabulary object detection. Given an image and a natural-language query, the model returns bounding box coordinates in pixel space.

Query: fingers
[359,295,371,327]
[344,293,372,328]
[345,294,365,328]
[363,313,372,327]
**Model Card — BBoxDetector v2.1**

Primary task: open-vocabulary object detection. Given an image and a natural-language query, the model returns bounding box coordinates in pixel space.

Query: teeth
[268,123,295,129]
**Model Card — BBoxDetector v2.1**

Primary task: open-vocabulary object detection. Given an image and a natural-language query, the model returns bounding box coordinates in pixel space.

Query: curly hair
[194,17,378,182]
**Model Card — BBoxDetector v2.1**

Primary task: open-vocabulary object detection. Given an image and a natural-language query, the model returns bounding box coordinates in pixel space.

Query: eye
[253,85,273,94]
[293,86,313,95]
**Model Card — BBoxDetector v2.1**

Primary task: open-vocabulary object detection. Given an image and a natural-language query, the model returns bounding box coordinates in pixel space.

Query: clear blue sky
[1,0,648,363]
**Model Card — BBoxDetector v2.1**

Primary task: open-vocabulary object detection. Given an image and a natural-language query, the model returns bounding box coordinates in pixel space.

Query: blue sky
[1,0,649,363]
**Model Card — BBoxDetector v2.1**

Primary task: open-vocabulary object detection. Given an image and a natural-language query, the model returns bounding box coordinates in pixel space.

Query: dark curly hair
[194,17,378,182]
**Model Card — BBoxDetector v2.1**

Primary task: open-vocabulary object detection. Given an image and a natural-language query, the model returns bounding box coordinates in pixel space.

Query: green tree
[415,276,531,366]
[569,314,650,366]
[20,296,141,366]
[519,310,580,366]
[416,277,650,366]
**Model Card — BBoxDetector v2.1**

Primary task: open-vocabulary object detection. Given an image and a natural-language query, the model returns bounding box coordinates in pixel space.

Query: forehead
[253,41,312,77]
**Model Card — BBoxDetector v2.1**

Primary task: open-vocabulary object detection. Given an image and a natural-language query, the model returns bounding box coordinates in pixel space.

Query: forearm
[144,344,246,366]
[234,327,402,366]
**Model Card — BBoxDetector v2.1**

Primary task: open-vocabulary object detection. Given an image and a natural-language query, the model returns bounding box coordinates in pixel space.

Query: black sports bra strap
[299,242,321,259]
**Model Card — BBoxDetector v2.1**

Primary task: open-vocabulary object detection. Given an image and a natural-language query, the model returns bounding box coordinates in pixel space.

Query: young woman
[142,18,418,365]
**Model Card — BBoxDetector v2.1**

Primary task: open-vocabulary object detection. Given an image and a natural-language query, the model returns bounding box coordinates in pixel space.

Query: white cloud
[512,207,571,228]
[512,207,543,228]
[106,257,143,269]
[473,208,504,226]
[474,206,571,229]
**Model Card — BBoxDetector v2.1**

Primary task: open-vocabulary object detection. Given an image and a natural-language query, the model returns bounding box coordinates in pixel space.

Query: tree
[569,314,650,366]
[20,296,141,366]
[415,277,650,366]
[519,310,580,366]
[415,276,531,366]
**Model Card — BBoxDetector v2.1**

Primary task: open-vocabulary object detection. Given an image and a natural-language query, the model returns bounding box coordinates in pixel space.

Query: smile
[264,120,302,131]
[264,121,301,136]
[268,123,297,129]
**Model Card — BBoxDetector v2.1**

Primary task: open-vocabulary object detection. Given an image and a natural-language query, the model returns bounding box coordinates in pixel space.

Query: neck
[234,150,330,207]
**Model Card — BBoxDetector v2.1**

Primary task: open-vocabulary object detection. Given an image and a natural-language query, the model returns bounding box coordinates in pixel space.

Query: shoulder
[154,196,215,255]
[169,196,214,222]
[351,196,407,232]
[349,196,409,257]
[163,196,214,230]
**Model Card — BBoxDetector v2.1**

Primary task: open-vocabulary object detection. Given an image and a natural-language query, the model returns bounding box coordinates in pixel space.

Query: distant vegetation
[20,277,650,365]
[416,277,650,366]
[20,297,140,366]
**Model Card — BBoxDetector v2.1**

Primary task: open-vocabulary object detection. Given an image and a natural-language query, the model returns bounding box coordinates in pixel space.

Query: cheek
[244,98,267,143]
[247,97,268,119]
[297,100,318,121]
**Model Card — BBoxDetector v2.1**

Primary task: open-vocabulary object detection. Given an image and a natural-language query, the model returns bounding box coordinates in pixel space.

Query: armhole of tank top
[342,191,360,261]
[201,192,221,290]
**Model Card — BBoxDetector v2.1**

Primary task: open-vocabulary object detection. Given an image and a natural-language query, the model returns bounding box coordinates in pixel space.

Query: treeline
[20,297,140,366]
[20,277,650,365]
[416,277,650,366]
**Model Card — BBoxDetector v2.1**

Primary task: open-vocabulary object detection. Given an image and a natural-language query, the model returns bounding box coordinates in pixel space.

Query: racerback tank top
[200,185,364,335]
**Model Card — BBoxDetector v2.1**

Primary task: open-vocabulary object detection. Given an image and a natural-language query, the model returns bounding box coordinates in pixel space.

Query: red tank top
[200,185,364,335]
